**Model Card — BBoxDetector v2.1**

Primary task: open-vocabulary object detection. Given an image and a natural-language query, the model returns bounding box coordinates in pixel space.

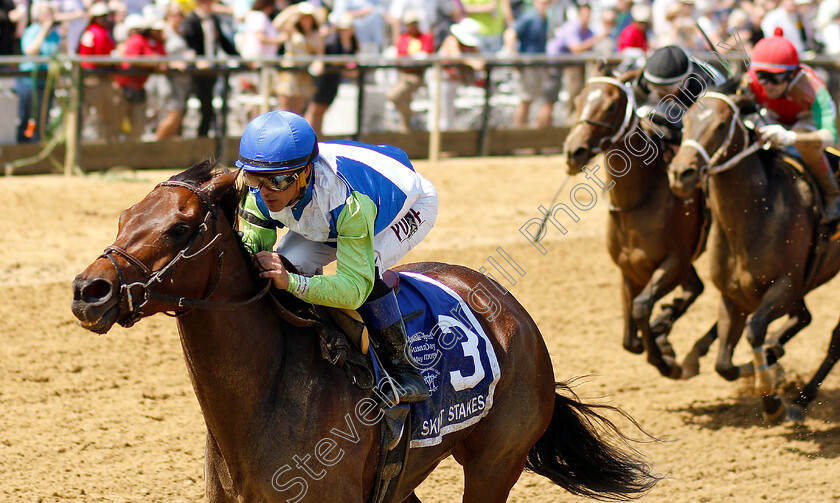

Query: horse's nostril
[572,147,588,162]
[80,279,113,303]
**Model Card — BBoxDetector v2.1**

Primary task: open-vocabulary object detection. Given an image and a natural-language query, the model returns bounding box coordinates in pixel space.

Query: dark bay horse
[669,91,840,423]
[563,75,710,379]
[71,162,658,502]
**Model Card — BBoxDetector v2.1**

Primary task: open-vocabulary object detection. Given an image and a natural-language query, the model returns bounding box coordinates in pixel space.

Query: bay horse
[71,162,658,502]
[668,91,840,423]
[563,74,711,380]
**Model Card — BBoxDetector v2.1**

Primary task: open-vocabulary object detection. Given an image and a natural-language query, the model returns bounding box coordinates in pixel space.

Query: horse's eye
[167,222,191,239]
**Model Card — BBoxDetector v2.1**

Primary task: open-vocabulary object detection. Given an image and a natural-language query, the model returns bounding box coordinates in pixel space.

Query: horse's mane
[168,160,240,229]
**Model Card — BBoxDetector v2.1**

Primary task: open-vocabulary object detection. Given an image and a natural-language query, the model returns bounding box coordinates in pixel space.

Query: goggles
[755,70,792,85]
[242,169,304,192]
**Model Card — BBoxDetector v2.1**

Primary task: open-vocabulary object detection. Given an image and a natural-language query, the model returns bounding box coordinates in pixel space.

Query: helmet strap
[287,164,312,207]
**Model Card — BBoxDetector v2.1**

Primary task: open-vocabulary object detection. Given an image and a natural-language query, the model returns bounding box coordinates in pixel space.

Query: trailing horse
[71,162,659,502]
[563,74,712,379]
[669,92,840,423]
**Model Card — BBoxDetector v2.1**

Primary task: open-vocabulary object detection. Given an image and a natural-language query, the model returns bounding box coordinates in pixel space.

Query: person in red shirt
[387,10,434,132]
[617,4,649,54]
[78,2,119,142]
[114,15,167,141]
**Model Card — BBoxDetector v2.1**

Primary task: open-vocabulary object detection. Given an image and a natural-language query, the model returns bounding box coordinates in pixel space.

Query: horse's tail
[525,382,661,501]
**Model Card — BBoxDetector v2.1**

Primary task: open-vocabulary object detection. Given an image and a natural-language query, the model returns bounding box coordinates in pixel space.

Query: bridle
[101,180,271,328]
[679,92,760,177]
[574,76,639,155]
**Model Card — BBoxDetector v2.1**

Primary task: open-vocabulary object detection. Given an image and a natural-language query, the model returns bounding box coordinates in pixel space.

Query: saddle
[265,260,412,503]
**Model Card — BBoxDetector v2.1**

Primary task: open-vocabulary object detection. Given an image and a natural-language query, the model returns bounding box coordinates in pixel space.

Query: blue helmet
[236,110,319,172]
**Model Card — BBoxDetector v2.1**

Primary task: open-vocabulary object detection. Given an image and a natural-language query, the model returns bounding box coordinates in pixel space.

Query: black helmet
[643,45,691,85]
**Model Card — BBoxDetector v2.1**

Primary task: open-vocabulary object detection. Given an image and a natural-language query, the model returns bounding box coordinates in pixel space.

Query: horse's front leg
[205,432,234,503]
[788,314,840,422]
[631,254,684,378]
[713,296,748,382]
[765,301,811,362]
[621,274,644,354]
[651,264,704,337]
[744,277,800,423]
[680,322,717,379]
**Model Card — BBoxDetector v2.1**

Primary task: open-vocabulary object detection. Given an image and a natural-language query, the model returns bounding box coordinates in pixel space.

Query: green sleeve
[239,190,277,255]
[812,87,838,144]
[285,191,376,309]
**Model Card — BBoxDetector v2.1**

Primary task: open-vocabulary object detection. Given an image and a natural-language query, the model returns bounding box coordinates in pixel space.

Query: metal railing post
[64,60,80,176]
[479,65,493,157]
[259,65,271,114]
[429,61,442,163]
[354,66,365,141]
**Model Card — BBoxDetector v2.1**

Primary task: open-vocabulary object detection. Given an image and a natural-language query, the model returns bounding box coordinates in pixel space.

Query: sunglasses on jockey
[242,168,306,192]
[755,70,794,86]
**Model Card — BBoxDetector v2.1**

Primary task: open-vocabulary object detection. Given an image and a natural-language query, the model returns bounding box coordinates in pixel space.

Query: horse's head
[564,77,636,174]
[669,93,744,198]
[72,162,240,334]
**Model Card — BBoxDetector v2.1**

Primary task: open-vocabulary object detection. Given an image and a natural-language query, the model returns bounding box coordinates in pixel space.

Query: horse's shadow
[670,395,769,430]
[670,388,840,444]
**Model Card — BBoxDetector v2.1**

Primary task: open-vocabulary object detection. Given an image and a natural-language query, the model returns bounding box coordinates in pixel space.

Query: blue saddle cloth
[393,271,501,448]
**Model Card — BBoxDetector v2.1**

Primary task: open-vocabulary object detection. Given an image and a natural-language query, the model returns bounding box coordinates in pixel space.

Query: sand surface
[2,157,840,502]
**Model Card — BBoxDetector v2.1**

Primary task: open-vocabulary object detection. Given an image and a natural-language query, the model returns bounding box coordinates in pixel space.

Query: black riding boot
[358,289,430,405]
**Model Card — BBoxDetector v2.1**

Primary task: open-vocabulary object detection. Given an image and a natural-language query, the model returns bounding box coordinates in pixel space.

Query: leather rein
[679,92,760,178]
[101,180,271,328]
[573,76,639,157]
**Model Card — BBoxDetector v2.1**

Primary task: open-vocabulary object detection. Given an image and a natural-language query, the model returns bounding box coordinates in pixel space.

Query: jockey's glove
[758,124,797,147]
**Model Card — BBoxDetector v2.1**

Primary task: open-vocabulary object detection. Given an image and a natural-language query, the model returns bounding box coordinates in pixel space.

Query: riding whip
[533,173,571,243]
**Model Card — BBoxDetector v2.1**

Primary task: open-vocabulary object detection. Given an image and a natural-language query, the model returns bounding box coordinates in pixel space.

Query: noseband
[574,77,639,154]
[679,92,760,178]
[101,180,269,327]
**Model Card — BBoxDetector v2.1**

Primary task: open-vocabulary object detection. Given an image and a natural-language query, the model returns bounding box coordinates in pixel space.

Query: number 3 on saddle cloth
[327,271,502,503]
[392,271,502,448]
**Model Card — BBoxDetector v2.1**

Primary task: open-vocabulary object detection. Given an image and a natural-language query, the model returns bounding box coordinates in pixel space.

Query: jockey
[633,45,726,145]
[743,27,840,221]
[236,110,438,404]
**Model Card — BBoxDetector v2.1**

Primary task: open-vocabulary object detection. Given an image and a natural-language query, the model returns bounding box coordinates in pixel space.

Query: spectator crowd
[1,0,838,142]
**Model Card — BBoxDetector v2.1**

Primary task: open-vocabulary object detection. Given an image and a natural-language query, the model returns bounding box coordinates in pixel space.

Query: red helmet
[751,27,799,73]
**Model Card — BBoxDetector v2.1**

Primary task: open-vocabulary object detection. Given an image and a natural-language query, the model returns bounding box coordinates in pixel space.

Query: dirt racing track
[2,157,840,502]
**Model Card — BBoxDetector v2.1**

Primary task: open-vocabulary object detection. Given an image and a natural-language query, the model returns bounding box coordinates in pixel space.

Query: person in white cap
[272,1,325,115]
[78,3,121,143]
[113,13,167,141]
[428,17,485,131]
[387,0,436,44]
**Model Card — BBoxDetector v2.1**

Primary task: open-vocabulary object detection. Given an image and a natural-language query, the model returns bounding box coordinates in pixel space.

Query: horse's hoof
[762,396,786,425]
[786,404,807,424]
[680,359,700,380]
[667,365,683,380]
[623,340,645,355]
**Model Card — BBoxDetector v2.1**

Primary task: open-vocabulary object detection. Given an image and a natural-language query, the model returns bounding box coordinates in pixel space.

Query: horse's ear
[593,58,609,76]
[732,93,756,115]
[206,168,239,202]
[616,68,642,84]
